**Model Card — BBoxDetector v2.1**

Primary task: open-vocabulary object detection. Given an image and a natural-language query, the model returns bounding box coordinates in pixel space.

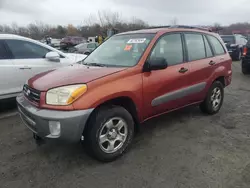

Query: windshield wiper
[83,63,106,67]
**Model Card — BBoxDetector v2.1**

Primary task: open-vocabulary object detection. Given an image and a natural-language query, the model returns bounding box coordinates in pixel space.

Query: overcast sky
[0,0,249,26]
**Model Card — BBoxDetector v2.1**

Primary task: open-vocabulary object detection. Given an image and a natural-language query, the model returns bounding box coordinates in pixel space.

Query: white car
[0,34,87,100]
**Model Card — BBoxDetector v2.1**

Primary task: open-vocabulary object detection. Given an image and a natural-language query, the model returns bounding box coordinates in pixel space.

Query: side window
[6,40,50,59]
[203,36,213,57]
[150,34,183,66]
[207,35,226,55]
[0,41,9,60]
[185,33,206,61]
[79,44,87,49]
[87,43,96,48]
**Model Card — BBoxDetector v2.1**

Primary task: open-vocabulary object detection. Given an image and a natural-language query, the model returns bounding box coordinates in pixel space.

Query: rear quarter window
[207,35,226,55]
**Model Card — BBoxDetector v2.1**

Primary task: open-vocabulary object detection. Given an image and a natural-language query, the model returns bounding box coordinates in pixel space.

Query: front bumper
[16,94,93,142]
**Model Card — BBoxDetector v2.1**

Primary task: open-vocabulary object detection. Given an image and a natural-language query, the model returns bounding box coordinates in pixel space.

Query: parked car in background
[220,34,247,60]
[87,37,96,43]
[17,26,232,162]
[50,38,61,49]
[0,34,87,100]
[69,42,98,55]
[241,39,250,74]
[60,36,87,51]
[41,38,61,49]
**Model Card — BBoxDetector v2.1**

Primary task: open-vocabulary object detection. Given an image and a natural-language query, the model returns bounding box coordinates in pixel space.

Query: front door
[0,40,20,98]
[142,33,191,119]
[5,39,65,91]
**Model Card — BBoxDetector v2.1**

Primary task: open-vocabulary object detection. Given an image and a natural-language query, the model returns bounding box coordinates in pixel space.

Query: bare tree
[97,10,121,27]
[84,13,97,26]
[170,17,178,25]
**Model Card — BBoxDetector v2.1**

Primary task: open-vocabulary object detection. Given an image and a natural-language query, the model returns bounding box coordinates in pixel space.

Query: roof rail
[146,25,212,32]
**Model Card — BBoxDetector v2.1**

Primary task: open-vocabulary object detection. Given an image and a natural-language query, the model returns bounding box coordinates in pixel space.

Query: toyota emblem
[25,89,31,96]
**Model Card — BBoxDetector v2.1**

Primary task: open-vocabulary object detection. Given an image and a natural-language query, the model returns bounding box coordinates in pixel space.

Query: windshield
[82,34,155,67]
[221,35,235,44]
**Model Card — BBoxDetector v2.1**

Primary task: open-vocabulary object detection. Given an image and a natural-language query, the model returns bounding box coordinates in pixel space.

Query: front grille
[23,84,41,104]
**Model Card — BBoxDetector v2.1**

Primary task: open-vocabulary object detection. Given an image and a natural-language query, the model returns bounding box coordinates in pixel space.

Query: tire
[84,52,90,55]
[85,105,134,162]
[33,133,44,146]
[242,65,249,75]
[200,81,224,115]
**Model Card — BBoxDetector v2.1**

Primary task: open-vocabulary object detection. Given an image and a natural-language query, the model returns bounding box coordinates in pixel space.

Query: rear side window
[0,41,9,60]
[185,33,206,61]
[207,35,225,55]
[6,40,50,59]
[203,36,213,57]
[150,34,183,66]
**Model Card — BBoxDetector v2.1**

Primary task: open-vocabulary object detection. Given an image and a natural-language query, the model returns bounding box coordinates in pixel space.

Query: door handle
[209,61,216,65]
[179,67,188,73]
[19,67,31,70]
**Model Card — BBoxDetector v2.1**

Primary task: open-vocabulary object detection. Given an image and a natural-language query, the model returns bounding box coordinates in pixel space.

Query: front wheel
[85,106,134,162]
[200,81,224,115]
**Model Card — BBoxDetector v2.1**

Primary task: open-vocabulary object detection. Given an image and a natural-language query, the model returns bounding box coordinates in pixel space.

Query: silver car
[70,42,98,55]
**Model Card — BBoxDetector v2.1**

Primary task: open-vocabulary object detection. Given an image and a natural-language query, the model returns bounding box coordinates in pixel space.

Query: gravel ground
[1,61,250,188]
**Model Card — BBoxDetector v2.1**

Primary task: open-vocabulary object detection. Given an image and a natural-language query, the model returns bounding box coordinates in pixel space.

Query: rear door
[182,32,217,103]
[206,34,231,76]
[0,40,20,98]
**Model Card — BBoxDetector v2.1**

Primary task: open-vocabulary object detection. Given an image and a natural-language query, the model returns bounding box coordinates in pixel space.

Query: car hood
[65,53,87,62]
[28,64,127,91]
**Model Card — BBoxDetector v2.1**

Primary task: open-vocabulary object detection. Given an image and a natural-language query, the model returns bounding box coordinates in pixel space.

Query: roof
[117,28,164,35]
[117,26,214,36]
[0,33,27,40]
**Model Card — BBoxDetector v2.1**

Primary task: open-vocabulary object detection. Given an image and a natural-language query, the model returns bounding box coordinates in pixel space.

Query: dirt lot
[1,61,250,188]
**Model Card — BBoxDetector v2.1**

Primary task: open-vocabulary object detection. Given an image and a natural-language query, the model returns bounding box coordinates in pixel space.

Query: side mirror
[45,51,60,62]
[143,57,168,72]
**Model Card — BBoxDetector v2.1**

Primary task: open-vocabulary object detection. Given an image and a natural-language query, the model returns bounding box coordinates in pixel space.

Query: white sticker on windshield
[127,38,146,44]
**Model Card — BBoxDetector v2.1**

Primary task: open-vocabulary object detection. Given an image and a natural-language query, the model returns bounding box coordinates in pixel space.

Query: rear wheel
[242,65,249,75]
[200,81,224,115]
[85,106,134,162]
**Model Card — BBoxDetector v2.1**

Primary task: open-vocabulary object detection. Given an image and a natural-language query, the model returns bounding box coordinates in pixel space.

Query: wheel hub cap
[211,87,222,110]
[108,129,117,140]
[98,117,128,154]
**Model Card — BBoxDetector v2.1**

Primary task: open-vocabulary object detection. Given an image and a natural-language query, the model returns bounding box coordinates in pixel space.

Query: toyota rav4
[17,26,232,162]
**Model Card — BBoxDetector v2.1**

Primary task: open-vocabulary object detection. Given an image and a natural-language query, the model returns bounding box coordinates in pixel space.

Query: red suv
[17,26,232,162]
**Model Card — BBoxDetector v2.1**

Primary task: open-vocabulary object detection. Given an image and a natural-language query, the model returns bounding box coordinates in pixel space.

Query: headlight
[46,84,87,105]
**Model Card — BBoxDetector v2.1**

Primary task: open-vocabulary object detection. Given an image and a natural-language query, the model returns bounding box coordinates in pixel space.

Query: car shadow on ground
[0,98,17,113]
[33,105,204,166]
